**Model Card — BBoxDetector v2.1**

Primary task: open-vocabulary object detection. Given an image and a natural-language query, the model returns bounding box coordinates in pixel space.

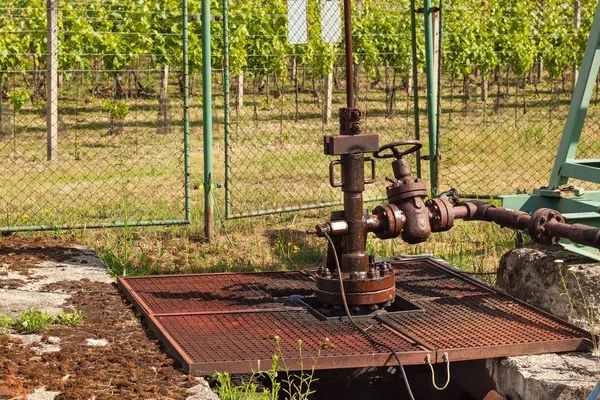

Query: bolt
[350,271,360,280]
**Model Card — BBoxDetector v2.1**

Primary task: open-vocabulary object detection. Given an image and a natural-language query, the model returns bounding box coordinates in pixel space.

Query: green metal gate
[0,0,191,232]
[221,0,429,219]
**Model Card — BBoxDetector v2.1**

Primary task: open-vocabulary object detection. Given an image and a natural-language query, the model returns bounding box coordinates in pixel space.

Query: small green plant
[274,336,321,400]
[212,354,281,400]
[6,89,29,113]
[260,97,274,111]
[0,314,11,327]
[13,310,54,334]
[275,237,299,262]
[101,99,129,120]
[211,335,327,399]
[55,308,87,326]
[101,99,129,134]
[98,236,164,277]
[0,314,12,334]
[212,370,276,400]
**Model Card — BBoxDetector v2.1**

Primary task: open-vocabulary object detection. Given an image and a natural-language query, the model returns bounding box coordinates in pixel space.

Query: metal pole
[46,0,58,161]
[410,0,422,178]
[435,0,443,189]
[183,0,192,223]
[343,0,354,108]
[202,0,214,240]
[423,0,438,196]
[222,0,231,219]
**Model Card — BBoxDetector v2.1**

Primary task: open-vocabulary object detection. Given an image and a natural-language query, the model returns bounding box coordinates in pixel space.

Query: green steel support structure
[202,0,215,241]
[502,1,600,260]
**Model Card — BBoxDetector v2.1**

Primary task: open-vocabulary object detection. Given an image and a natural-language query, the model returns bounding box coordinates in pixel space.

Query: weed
[211,357,280,400]
[211,335,327,400]
[274,236,299,262]
[0,314,11,328]
[276,337,319,400]
[13,310,54,334]
[98,235,164,277]
[0,314,11,335]
[55,308,87,326]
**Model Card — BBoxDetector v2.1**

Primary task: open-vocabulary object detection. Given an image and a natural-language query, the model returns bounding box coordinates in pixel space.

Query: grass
[54,308,88,327]
[0,309,87,335]
[12,310,55,334]
[210,335,323,400]
[1,66,596,282]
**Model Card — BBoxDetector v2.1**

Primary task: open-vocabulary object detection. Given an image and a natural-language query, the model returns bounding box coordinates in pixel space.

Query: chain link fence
[221,0,600,220]
[439,0,600,197]
[0,0,191,231]
[221,0,425,218]
[3,0,600,230]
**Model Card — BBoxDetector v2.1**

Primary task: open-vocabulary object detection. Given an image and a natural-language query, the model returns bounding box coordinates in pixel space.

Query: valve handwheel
[374,140,422,159]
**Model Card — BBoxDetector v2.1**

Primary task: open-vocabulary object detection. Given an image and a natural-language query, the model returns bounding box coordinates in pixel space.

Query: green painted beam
[550,1,600,187]
[561,162,600,184]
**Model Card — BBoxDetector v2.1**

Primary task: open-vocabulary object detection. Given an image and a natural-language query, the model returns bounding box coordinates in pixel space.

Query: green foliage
[1,309,87,334]
[354,0,417,75]
[0,315,11,328]
[211,335,324,400]
[98,233,165,277]
[0,0,594,87]
[7,89,29,113]
[13,310,54,334]
[101,99,129,120]
[55,308,87,326]
[275,237,299,262]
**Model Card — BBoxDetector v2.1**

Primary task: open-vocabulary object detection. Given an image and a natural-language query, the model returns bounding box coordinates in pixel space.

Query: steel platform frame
[118,256,593,375]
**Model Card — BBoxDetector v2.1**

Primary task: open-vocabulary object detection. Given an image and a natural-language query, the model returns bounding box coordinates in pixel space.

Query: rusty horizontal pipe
[546,220,600,248]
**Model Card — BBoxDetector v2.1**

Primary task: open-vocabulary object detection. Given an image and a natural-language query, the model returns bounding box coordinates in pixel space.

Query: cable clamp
[425,352,451,391]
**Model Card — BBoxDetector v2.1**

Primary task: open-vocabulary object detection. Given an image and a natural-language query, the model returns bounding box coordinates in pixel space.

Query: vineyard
[1,0,600,227]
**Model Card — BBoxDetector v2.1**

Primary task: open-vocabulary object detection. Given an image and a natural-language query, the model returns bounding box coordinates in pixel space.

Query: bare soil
[0,237,199,400]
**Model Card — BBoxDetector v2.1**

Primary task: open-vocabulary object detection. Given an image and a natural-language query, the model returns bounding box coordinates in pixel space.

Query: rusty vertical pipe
[341,153,368,273]
[342,1,366,273]
[343,0,355,108]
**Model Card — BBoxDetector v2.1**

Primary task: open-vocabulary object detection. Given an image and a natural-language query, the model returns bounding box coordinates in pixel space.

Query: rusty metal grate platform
[118,257,593,375]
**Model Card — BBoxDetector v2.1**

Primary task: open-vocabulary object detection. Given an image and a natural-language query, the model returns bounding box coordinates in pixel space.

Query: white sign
[321,1,341,43]
[287,0,308,44]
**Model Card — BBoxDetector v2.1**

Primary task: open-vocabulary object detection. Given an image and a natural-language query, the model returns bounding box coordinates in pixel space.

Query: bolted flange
[315,262,396,307]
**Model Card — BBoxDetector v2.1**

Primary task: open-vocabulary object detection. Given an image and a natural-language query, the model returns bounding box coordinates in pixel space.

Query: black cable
[323,232,416,400]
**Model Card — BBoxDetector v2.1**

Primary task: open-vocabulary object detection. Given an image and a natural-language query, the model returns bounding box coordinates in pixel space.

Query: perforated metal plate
[118,257,593,374]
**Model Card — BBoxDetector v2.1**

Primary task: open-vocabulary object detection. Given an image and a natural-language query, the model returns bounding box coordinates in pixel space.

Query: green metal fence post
[222,0,231,219]
[424,0,438,196]
[183,0,191,223]
[202,0,214,241]
[435,0,443,189]
[410,0,422,179]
